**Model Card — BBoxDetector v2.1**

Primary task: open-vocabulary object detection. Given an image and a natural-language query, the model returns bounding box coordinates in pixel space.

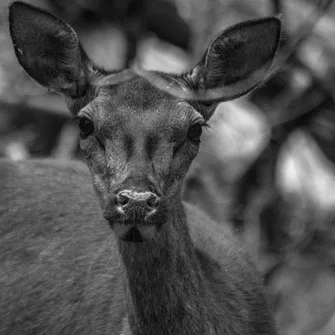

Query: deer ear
[187,17,281,120]
[9,1,92,97]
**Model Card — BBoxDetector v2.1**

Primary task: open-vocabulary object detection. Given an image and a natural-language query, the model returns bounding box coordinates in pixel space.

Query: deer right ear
[9,1,92,97]
[185,17,281,120]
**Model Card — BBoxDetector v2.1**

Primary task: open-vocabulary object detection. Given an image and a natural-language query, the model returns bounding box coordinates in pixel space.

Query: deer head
[9,1,281,241]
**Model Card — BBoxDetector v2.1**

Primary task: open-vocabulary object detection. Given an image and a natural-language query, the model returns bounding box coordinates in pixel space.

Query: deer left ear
[9,1,92,98]
[186,17,281,120]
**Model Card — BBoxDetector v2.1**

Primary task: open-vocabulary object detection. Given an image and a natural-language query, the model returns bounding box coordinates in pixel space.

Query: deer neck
[117,202,219,335]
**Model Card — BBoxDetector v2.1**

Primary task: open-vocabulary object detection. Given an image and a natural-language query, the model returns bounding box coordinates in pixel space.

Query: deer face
[9,1,281,241]
[77,73,205,236]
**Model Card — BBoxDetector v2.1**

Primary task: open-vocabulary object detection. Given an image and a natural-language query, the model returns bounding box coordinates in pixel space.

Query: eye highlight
[75,116,94,136]
[188,123,203,142]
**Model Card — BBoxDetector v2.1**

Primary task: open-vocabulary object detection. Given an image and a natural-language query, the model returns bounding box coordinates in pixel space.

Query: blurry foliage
[2,0,335,334]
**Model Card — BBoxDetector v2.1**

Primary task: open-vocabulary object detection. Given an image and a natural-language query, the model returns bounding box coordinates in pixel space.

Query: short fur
[0,159,276,334]
[3,2,281,334]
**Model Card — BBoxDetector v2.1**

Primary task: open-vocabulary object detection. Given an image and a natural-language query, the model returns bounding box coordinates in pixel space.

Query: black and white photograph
[0,1,335,334]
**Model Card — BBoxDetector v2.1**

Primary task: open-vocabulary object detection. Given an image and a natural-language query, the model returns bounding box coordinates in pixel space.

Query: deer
[1,1,281,334]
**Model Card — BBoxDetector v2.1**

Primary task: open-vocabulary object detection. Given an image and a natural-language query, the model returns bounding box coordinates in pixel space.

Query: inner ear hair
[184,17,281,113]
[9,1,93,98]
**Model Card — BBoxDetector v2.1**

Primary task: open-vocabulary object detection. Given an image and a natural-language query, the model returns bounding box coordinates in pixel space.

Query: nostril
[116,193,130,207]
[115,190,160,211]
[147,195,159,210]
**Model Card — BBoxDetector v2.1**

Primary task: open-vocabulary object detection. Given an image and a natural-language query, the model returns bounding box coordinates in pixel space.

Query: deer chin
[113,222,158,242]
[103,203,167,242]
[104,209,165,242]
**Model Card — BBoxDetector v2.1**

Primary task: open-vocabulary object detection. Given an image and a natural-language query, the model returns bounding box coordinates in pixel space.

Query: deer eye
[76,116,94,136]
[188,123,202,142]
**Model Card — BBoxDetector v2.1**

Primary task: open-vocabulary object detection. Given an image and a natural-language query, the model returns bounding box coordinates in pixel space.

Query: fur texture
[0,159,276,334]
[4,2,281,334]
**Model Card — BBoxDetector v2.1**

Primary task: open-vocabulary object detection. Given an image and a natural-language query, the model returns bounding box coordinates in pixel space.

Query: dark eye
[188,123,202,142]
[76,117,94,136]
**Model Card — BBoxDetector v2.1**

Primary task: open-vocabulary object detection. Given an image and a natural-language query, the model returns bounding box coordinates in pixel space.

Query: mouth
[103,210,164,242]
[113,221,158,242]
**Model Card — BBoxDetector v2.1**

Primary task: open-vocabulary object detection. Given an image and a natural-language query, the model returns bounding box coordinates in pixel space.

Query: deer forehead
[84,73,203,140]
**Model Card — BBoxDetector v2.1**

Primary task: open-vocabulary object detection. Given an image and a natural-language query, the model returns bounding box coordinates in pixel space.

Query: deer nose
[115,190,160,211]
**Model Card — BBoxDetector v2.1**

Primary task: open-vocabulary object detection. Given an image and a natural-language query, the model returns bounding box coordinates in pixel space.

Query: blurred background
[1,0,335,334]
